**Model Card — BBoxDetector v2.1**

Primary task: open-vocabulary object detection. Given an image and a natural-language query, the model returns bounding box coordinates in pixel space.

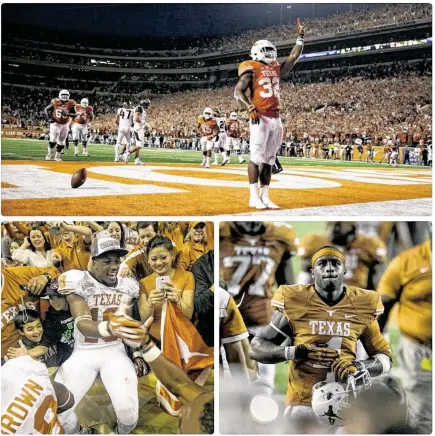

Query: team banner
[157,301,214,416]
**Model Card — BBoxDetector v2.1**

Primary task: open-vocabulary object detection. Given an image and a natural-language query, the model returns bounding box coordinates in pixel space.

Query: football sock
[249,183,259,198]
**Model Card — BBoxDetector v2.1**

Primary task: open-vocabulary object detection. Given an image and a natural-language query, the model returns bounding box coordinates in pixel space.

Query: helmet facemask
[80,98,89,107]
[59,90,70,102]
[251,40,277,65]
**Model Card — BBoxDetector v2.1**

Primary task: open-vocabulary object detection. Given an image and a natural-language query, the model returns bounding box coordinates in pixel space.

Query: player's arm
[223,340,251,382]
[88,109,95,123]
[134,106,143,123]
[52,380,75,413]
[68,104,78,118]
[332,320,392,382]
[280,18,305,76]
[234,72,253,111]
[44,103,55,122]
[275,251,294,286]
[375,254,403,331]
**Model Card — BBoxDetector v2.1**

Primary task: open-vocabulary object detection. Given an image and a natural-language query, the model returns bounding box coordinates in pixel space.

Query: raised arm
[280,18,305,76]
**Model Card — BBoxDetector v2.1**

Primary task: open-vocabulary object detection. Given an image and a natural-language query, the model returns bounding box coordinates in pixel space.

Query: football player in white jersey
[213,110,228,165]
[115,102,134,162]
[126,99,150,165]
[2,355,74,434]
[54,234,143,434]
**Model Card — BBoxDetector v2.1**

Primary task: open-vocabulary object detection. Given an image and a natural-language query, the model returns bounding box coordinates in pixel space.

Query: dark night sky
[2,3,371,38]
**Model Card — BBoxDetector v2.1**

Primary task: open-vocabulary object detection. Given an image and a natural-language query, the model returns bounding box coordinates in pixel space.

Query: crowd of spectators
[4,4,430,58]
[2,59,431,145]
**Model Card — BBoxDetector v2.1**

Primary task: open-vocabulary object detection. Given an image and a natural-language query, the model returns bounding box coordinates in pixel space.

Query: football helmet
[140,99,151,109]
[203,107,213,120]
[230,112,238,120]
[59,89,70,102]
[251,40,277,64]
[122,102,129,108]
[80,98,89,107]
[234,222,265,236]
[312,370,372,427]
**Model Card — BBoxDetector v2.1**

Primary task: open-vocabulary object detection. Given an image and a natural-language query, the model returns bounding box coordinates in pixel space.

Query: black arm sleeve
[191,250,214,347]
[275,252,294,286]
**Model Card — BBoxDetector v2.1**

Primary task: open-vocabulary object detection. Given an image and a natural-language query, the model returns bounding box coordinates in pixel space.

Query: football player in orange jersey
[234,19,304,209]
[44,90,78,162]
[196,108,220,168]
[298,222,387,290]
[225,112,245,164]
[220,221,298,389]
[71,98,94,157]
[377,224,432,434]
[251,246,392,432]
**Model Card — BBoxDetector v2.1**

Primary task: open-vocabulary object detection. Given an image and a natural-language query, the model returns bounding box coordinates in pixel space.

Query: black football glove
[294,344,339,366]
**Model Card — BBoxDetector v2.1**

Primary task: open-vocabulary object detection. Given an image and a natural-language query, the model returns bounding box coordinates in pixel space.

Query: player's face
[49,296,68,311]
[312,255,345,293]
[108,222,122,242]
[139,226,156,248]
[93,253,122,287]
[148,246,174,276]
[327,222,355,246]
[192,224,206,243]
[29,230,45,250]
[20,319,43,343]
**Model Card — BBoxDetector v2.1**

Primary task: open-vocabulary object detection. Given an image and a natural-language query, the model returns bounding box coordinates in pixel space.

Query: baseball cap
[190,221,206,229]
[91,235,129,259]
[45,278,62,298]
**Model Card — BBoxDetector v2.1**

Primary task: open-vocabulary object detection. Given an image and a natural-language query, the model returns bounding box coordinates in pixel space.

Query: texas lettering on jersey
[73,104,93,125]
[51,98,76,125]
[238,60,281,117]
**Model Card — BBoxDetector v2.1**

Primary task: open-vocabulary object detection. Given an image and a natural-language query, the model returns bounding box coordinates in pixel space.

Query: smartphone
[155,276,170,290]
[48,226,61,236]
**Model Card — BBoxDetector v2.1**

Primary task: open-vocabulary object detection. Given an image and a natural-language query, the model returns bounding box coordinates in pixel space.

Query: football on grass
[71,168,87,189]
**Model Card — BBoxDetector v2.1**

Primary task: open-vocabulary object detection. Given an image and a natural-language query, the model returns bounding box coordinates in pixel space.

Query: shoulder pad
[87,106,94,112]
[3,355,48,378]
[118,276,139,299]
[297,233,329,258]
[58,270,86,295]
[70,100,77,105]
[197,115,204,123]
[271,284,313,318]
[219,222,232,238]
[265,222,299,253]
[238,60,256,76]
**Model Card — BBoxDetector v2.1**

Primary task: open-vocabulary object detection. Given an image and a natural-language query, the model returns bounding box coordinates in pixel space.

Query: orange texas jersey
[298,233,387,289]
[197,115,217,140]
[220,222,298,327]
[271,284,391,406]
[226,119,241,138]
[1,267,59,358]
[51,98,76,125]
[73,104,94,124]
[377,240,432,345]
[238,59,281,118]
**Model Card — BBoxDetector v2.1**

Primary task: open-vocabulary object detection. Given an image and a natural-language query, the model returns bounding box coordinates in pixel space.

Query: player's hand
[296,18,305,36]
[27,274,50,295]
[248,104,260,125]
[332,357,357,382]
[108,315,152,349]
[7,342,28,359]
[48,118,55,124]
[119,267,133,278]
[294,344,339,366]
[133,356,150,377]
[148,288,165,306]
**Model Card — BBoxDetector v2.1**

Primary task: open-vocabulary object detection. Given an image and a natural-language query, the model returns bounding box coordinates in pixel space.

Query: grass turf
[1,139,424,169]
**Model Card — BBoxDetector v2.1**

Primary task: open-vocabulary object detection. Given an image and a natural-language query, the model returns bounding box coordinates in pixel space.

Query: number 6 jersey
[58,270,139,349]
[219,222,298,328]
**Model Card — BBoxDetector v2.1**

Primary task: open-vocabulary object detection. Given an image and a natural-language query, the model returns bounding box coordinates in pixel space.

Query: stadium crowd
[3,4,430,58]
[1,220,214,433]
[2,59,431,148]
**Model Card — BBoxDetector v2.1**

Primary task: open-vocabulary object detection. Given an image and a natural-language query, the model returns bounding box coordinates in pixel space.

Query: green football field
[271,222,400,394]
[1,138,423,169]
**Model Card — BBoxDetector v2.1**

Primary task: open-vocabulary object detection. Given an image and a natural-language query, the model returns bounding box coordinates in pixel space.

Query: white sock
[55,152,60,159]
[206,157,210,165]
[249,183,259,198]
[260,185,270,198]
[115,144,120,157]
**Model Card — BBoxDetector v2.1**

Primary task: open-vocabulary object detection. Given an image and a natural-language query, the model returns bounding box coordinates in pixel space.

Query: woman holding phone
[139,235,195,340]
[11,226,54,267]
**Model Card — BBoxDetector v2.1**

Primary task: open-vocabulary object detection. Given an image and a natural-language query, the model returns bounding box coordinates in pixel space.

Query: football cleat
[221,156,229,166]
[260,196,280,209]
[59,89,70,102]
[134,158,144,165]
[200,158,206,166]
[203,107,213,120]
[80,98,89,107]
[251,40,277,64]
[45,153,52,161]
[272,157,283,174]
[114,157,119,162]
[249,197,267,209]
[54,157,62,162]
[239,158,246,164]
[83,152,90,157]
